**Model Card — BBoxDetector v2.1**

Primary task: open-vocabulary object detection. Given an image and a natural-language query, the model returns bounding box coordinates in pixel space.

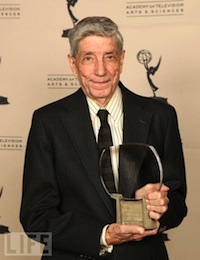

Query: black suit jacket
[20,82,187,260]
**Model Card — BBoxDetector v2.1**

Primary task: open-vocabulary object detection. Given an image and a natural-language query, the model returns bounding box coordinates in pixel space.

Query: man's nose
[94,60,106,76]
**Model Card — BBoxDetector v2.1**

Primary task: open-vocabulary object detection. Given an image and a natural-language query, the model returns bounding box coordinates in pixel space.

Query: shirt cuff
[99,225,113,256]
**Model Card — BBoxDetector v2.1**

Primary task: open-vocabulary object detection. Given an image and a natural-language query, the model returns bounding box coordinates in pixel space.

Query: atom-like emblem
[137,50,152,67]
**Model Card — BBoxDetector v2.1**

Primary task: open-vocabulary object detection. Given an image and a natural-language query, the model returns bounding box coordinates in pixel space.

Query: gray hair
[68,16,124,57]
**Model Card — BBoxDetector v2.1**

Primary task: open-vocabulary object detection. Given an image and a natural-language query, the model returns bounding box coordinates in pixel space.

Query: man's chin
[89,89,115,105]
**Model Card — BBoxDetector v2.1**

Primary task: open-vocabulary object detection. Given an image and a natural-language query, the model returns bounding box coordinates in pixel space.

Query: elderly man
[20,16,187,259]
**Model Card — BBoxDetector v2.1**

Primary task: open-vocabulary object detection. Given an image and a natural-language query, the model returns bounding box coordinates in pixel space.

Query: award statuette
[137,49,167,103]
[62,0,79,38]
[99,144,163,230]
[0,57,9,105]
[0,187,10,234]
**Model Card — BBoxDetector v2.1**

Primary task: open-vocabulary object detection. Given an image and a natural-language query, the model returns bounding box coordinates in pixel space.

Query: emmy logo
[62,0,79,38]
[0,57,9,105]
[137,50,167,102]
[0,187,10,234]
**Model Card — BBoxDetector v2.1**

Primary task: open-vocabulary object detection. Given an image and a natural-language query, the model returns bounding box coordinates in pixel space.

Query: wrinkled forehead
[77,35,120,53]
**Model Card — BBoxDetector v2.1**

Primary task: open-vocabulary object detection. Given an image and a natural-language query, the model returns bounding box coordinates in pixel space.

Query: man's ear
[68,54,78,77]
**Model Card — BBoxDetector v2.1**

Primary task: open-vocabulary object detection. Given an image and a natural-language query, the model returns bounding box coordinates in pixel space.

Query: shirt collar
[87,86,123,124]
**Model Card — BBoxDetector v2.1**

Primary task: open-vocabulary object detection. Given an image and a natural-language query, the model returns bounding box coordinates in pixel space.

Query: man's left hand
[135,183,169,220]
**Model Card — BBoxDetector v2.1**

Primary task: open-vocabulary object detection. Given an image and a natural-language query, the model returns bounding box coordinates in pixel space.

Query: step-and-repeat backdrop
[0,0,199,259]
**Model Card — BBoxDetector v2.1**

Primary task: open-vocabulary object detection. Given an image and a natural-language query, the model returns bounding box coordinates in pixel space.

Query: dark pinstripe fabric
[98,110,116,193]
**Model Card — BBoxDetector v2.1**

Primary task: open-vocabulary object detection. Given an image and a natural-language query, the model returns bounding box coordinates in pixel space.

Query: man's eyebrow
[81,51,94,56]
[81,50,117,55]
[105,51,117,55]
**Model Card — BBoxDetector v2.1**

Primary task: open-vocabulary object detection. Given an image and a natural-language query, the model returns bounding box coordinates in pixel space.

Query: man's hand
[105,221,160,245]
[105,183,169,246]
[135,183,169,220]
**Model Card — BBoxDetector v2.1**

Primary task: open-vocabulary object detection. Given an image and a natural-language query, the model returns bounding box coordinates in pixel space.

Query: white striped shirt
[87,86,123,192]
[86,86,123,146]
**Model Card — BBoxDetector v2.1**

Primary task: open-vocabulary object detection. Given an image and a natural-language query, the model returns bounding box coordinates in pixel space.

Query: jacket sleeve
[159,105,187,231]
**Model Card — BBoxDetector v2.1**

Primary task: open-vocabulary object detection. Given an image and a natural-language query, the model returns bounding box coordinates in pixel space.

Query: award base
[111,194,157,230]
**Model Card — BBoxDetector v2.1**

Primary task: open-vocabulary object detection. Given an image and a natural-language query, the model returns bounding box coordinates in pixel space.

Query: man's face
[68,35,125,107]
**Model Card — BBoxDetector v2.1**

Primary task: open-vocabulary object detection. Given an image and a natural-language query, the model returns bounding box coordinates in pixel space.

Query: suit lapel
[121,84,153,145]
[59,89,115,217]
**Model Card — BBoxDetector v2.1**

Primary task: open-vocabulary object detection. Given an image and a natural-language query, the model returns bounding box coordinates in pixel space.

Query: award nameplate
[99,144,163,230]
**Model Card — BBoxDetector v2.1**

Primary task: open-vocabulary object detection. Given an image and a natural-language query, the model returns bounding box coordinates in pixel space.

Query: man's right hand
[105,221,159,245]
